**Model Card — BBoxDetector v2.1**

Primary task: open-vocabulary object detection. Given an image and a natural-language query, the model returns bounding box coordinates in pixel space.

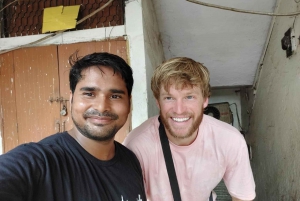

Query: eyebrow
[80,87,126,94]
[110,89,126,94]
[80,87,97,91]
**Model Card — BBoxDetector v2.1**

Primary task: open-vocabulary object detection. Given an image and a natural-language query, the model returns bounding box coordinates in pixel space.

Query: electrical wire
[187,0,300,16]
[0,0,18,13]
[229,103,242,131]
[0,0,114,55]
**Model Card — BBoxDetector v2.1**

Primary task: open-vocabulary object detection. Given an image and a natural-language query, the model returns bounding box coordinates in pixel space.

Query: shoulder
[202,114,240,133]
[39,132,69,145]
[123,116,161,166]
[200,115,247,157]
[1,132,69,165]
[123,116,159,147]
[0,143,47,199]
[115,141,138,159]
[114,141,143,170]
[2,142,46,161]
[201,115,245,141]
[0,142,51,182]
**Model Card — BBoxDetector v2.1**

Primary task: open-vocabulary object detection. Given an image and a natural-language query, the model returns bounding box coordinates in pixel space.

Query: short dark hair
[69,52,134,96]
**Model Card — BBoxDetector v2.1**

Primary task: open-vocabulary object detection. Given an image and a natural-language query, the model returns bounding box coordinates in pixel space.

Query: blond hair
[151,57,210,99]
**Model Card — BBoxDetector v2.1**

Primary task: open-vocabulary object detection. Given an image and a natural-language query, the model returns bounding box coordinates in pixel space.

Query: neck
[68,128,115,160]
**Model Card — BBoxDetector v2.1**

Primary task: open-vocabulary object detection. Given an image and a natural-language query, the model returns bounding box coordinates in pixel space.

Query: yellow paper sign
[42,5,80,33]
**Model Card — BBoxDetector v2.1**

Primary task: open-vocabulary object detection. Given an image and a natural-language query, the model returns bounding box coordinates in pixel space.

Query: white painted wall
[0,26,126,52]
[125,0,149,128]
[209,88,243,131]
[248,0,300,200]
[141,0,165,117]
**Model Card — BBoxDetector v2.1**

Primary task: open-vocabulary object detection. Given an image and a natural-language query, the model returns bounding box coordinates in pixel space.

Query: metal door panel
[0,52,18,152]
[14,46,60,144]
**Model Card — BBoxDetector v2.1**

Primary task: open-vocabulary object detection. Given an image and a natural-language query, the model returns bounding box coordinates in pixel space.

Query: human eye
[111,94,122,99]
[83,92,94,97]
[186,95,194,100]
[164,96,173,100]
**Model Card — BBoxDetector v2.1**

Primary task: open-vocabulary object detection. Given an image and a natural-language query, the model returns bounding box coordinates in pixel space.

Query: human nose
[94,95,110,112]
[173,99,186,114]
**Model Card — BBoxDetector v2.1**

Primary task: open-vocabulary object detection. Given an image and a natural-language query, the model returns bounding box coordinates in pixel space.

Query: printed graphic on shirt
[121,194,143,201]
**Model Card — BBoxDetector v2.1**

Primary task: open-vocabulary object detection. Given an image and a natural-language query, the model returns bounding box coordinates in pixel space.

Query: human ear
[203,97,209,108]
[69,91,73,106]
[155,99,160,109]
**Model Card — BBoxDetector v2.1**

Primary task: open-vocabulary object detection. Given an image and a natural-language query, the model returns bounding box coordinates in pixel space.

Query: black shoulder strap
[158,117,214,201]
[158,117,182,201]
[210,191,213,201]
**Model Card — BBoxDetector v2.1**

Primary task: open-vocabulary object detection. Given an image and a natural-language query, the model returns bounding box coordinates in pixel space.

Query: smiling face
[157,84,208,145]
[70,66,130,142]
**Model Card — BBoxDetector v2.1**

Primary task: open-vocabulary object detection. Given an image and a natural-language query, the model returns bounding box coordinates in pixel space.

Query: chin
[171,133,193,139]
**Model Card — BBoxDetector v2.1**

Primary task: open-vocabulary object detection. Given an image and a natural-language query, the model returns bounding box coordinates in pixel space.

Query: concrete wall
[240,87,255,137]
[141,0,165,117]
[125,0,149,128]
[248,0,300,200]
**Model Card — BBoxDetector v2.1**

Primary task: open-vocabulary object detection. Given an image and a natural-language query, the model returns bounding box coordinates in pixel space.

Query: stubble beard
[160,111,204,140]
[72,110,120,142]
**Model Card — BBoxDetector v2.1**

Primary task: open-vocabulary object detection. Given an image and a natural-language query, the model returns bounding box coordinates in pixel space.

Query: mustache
[83,110,118,120]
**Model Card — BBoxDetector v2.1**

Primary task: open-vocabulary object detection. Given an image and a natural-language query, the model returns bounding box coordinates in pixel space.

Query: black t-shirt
[0,132,146,201]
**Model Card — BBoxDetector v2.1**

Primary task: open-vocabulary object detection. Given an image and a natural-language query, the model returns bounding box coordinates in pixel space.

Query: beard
[160,111,204,139]
[72,109,120,142]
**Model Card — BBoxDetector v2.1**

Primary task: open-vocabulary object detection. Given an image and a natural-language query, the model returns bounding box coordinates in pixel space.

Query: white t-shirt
[123,115,255,201]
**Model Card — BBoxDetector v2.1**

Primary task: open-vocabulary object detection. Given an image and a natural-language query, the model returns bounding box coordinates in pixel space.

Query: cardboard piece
[42,5,80,33]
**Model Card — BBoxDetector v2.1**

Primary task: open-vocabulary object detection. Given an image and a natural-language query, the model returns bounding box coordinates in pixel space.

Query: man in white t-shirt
[123,57,255,201]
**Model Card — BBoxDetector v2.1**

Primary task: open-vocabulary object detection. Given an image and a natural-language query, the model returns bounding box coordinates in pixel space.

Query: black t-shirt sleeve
[0,144,43,201]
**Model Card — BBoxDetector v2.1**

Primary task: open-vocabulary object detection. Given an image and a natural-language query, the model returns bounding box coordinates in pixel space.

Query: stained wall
[248,0,300,199]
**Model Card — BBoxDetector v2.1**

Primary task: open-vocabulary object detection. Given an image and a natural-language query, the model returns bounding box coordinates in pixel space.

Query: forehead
[80,65,116,78]
[160,83,202,95]
[76,66,127,91]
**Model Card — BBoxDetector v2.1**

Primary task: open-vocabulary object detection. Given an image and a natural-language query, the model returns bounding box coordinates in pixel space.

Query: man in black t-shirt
[0,52,146,201]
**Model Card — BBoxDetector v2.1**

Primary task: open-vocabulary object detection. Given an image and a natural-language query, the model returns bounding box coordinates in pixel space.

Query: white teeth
[172,117,189,122]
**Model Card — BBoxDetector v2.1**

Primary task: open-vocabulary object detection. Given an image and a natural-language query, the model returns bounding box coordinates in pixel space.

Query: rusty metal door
[13,46,61,145]
[0,39,130,153]
[0,46,60,152]
[0,52,19,152]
